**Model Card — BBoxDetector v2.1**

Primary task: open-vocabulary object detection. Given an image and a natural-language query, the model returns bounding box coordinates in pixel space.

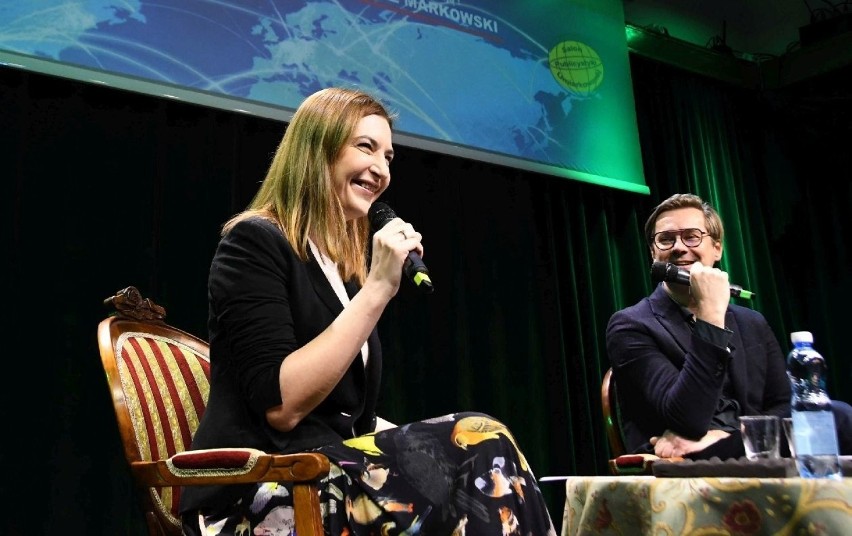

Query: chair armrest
[608,453,686,476]
[130,448,330,487]
[608,454,658,476]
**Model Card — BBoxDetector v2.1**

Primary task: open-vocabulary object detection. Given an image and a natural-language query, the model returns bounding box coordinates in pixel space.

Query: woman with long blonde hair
[180,87,556,535]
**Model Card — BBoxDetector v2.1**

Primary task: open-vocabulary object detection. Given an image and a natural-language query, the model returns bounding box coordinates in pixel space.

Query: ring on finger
[399,230,409,239]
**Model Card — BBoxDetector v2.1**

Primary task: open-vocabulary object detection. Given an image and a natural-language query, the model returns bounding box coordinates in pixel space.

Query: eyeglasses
[653,228,710,250]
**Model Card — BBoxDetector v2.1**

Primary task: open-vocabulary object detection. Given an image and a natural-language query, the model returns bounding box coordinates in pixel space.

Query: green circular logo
[548,41,603,95]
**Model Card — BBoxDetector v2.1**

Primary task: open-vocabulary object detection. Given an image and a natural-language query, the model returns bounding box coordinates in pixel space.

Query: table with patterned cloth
[561,475,852,535]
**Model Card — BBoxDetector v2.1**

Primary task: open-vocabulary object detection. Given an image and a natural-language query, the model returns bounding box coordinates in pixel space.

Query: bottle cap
[790,331,814,344]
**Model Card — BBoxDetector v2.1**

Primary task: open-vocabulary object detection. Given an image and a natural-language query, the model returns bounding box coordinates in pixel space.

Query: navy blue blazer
[605,284,790,455]
[181,217,382,512]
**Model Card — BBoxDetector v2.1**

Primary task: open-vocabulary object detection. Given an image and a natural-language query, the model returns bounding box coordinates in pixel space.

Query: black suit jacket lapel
[305,248,347,315]
[648,284,692,366]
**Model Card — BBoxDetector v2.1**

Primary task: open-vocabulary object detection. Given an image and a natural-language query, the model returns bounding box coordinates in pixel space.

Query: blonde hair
[223,87,396,284]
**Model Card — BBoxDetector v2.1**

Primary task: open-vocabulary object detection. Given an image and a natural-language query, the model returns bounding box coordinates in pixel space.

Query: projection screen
[0,0,648,193]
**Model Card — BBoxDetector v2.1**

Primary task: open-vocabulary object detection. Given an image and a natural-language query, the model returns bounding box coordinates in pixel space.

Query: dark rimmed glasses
[653,228,710,250]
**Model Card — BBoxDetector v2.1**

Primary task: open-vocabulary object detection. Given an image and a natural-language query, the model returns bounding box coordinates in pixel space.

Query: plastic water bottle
[786,331,842,479]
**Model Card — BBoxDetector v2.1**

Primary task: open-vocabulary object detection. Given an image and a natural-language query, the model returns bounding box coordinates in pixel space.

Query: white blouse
[308,239,369,365]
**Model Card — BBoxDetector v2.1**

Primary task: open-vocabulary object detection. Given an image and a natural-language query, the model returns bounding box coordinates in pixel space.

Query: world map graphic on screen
[0,0,648,193]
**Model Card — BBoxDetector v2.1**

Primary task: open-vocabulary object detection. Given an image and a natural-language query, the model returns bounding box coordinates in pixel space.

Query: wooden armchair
[601,367,626,459]
[97,286,330,536]
[602,367,657,475]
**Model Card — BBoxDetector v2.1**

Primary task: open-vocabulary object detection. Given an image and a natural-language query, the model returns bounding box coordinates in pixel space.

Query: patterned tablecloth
[561,475,852,535]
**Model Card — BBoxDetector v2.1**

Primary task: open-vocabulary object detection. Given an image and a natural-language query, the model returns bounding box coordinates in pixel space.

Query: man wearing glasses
[606,193,852,459]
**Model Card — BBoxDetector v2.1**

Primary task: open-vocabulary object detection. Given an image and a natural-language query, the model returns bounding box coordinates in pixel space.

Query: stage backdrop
[0,0,647,193]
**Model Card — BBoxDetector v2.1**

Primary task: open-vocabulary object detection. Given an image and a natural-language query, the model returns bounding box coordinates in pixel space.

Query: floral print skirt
[186,411,556,535]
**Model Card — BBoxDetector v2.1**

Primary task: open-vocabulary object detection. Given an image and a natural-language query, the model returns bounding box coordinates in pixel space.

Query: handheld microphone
[650,261,754,299]
[368,202,434,294]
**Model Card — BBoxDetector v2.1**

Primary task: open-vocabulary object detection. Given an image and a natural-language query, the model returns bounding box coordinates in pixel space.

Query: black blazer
[181,217,382,512]
[606,284,790,455]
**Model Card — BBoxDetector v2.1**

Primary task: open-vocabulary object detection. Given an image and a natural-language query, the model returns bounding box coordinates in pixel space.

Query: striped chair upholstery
[98,286,329,536]
[116,330,210,529]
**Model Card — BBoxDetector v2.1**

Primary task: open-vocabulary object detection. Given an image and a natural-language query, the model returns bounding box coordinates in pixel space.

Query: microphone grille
[650,261,669,283]
[368,201,397,231]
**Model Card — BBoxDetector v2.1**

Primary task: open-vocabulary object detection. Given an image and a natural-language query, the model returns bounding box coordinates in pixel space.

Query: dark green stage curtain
[628,55,852,405]
[3,55,850,534]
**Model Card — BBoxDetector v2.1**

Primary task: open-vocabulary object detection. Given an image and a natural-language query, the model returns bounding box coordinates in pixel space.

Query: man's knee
[830,400,852,455]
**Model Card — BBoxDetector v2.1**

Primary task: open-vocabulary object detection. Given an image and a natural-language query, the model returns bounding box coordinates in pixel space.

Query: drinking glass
[782,417,796,458]
[739,415,780,460]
